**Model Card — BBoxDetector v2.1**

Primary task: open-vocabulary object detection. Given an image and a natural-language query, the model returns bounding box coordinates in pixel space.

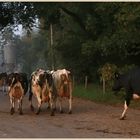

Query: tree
[1,2,140,83]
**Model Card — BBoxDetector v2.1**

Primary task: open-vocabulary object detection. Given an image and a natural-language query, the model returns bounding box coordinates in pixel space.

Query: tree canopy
[1,2,140,82]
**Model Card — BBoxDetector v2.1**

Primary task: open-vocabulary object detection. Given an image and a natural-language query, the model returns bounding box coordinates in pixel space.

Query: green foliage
[17,30,48,74]
[1,2,140,83]
[119,64,137,74]
[73,84,140,109]
[97,63,137,91]
[73,84,124,105]
[98,63,118,89]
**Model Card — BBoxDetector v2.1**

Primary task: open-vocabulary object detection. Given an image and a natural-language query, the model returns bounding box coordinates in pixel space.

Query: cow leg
[3,85,7,95]
[46,98,51,109]
[10,97,15,115]
[120,100,128,120]
[58,97,63,113]
[120,97,131,120]
[2,85,4,94]
[29,92,34,111]
[36,95,42,115]
[68,97,72,114]
[4,86,8,95]
[36,105,41,115]
[47,101,50,109]
[52,97,57,111]
[53,95,57,111]
[18,98,23,115]
[49,94,55,116]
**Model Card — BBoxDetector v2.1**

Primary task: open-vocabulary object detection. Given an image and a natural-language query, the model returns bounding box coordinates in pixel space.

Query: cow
[7,73,26,115]
[29,69,56,116]
[112,67,140,120]
[0,72,7,94]
[52,69,73,114]
[7,72,28,95]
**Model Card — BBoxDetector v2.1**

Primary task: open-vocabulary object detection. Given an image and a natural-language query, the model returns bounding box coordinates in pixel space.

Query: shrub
[98,63,118,92]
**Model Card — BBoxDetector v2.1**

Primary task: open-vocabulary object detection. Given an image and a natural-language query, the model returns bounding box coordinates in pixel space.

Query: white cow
[52,69,72,114]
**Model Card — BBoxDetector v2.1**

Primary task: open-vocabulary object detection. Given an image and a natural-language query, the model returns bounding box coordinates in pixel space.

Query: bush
[98,63,118,91]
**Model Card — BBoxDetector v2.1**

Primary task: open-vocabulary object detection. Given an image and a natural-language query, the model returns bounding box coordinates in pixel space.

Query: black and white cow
[7,72,28,95]
[29,69,56,116]
[7,72,28,115]
[112,67,140,120]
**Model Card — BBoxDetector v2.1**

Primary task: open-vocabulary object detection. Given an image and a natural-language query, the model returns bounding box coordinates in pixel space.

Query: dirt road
[0,92,140,138]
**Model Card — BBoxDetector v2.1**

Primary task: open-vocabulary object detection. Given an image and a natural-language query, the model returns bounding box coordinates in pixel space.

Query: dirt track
[0,91,140,138]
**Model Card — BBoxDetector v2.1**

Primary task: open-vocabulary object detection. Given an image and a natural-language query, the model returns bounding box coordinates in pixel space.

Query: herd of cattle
[1,67,140,120]
[0,69,72,116]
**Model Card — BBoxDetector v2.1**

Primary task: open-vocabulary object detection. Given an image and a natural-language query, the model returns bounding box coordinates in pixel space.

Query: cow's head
[0,72,7,79]
[60,74,69,85]
[112,72,123,94]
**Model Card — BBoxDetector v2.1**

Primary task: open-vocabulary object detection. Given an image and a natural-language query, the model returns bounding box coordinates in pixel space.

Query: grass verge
[73,84,140,109]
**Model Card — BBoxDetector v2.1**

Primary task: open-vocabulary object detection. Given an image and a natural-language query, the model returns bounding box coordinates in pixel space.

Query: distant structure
[0,40,17,73]
[0,46,5,72]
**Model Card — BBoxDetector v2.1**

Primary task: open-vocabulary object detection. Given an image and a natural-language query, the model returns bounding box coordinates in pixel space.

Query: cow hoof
[19,111,23,115]
[120,115,126,120]
[36,110,40,115]
[47,106,50,109]
[51,112,55,116]
[120,117,125,120]
[36,109,41,115]
[68,110,72,114]
[60,110,64,114]
[30,105,34,112]
[10,108,15,115]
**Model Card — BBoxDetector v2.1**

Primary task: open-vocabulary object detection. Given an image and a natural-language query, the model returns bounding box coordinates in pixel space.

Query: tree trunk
[50,23,55,70]
[85,76,88,89]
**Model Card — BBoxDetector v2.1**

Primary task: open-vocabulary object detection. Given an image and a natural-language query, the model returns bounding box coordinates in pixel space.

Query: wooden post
[85,76,88,89]
[72,76,75,89]
[50,23,55,70]
[103,77,105,94]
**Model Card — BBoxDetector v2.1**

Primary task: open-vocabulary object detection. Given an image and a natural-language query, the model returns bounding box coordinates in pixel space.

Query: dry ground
[0,91,140,138]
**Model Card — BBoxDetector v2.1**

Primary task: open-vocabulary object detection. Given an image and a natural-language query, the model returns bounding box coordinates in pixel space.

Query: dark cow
[29,69,56,115]
[112,67,140,120]
[7,72,28,115]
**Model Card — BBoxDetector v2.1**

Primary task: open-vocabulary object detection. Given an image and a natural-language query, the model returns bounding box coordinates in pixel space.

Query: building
[3,40,17,73]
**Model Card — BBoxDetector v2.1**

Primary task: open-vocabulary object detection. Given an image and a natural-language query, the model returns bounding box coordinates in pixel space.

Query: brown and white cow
[29,69,56,116]
[7,73,25,115]
[52,69,73,114]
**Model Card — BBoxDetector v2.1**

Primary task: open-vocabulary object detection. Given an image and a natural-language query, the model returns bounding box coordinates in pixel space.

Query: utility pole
[50,23,55,70]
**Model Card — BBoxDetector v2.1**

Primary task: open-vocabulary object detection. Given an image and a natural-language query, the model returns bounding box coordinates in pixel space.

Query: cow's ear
[67,70,70,74]
[114,72,120,79]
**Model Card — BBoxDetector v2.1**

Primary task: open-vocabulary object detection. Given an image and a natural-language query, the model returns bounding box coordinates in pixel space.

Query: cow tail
[24,77,28,95]
[29,78,33,101]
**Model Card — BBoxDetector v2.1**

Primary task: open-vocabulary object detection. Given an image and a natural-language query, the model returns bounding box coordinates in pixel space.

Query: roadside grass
[73,84,140,109]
